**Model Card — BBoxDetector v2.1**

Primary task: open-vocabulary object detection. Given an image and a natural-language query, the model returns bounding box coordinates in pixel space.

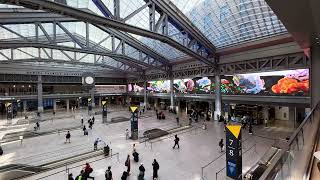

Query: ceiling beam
[0,0,215,66]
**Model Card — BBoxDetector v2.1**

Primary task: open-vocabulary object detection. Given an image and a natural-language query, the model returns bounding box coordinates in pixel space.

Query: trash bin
[104,145,110,156]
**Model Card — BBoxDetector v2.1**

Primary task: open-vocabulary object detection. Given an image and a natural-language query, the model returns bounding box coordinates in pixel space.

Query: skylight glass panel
[169,0,287,48]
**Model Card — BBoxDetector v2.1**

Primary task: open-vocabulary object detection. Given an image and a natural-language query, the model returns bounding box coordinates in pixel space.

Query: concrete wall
[275,106,289,121]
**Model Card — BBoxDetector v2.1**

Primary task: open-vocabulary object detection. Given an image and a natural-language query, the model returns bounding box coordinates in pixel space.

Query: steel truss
[128,53,310,82]
[0,15,171,72]
[0,0,216,66]
[0,8,171,70]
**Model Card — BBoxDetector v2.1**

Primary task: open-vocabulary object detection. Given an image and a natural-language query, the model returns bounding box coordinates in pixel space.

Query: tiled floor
[0,107,293,180]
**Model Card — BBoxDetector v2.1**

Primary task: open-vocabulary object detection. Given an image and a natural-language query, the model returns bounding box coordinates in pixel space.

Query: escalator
[0,149,104,180]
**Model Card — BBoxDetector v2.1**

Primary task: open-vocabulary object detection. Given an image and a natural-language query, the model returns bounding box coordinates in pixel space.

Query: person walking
[176,117,180,126]
[249,123,253,134]
[105,166,113,180]
[0,145,3,156]
[92,116,95,124]
[132,143,136,153]
[125,129,129,140]
[81,115,84,125]
[83,163,94,180]
[152,159,159,180]
[172,134,180,149]
[65,131,71,143]
[219,139,224,152]
[36,121,40,130]
[89,120,93,129]
[138,163,145,180]
[125,155,131,175]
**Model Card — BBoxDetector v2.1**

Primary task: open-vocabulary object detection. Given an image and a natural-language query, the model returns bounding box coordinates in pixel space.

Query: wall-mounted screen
[147,80,171,93]
[128,83,144,93]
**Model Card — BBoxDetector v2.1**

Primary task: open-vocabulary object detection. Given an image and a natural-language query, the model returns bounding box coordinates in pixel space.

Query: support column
[98,97,102,107]
[37,75,43,113]
[53,99,57,112]
[289,106,296,129]
[66,99,70,113]
[143,81,147,107]
[23,100,27,113]
[176,100,180,117]
[214,75,221,120]
[312,45,320,107]
[170,78,174,110]
[91,87,95,109]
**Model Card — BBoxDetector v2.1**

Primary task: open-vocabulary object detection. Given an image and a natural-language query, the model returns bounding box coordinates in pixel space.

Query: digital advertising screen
[127,83,144,93]
[147,80,171,93]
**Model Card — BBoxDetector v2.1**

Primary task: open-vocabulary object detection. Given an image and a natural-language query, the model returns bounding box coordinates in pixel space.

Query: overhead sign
[130,106,138,113]
[226,125,242,180]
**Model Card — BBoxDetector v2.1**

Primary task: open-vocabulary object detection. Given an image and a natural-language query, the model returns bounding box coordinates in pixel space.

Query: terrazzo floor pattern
[0,109,287,180]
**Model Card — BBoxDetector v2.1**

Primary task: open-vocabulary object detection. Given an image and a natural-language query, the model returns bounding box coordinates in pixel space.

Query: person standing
[219,139,224,152]
[94,138,100,150]
[65,131,71,143]
[75,170,84,180]
[83,125,87,136]
[176,117,180,126]
[152,159,159,180]
[89,120,93,129]
[125,129,129,140]
[105,166,113,180]
[81,115,84,125]
[125,155,131,175]
[138,163,145,180]
[132,143,136,153]
[172,134,180,149]
[249,123,253,135]
[68,173,74,180]
[92,116,95,124]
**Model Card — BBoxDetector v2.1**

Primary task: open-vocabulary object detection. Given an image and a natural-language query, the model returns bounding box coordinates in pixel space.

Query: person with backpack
[152,159,159,180]
[83,163,94,179]
[172,134,180,149]
[105,166,113,180]
[219,139,224,152]
[65,131,71,143]
[138,163,145,180]
[125,155,131,175]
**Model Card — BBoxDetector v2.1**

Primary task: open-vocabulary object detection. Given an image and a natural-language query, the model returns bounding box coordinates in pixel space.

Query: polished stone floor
[0,107,293,180]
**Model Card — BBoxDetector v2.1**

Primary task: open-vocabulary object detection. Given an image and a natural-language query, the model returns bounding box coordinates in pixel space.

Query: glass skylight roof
[0,0,288,66]
[169,0,287,48]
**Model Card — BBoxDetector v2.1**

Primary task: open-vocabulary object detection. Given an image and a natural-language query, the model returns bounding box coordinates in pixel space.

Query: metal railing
[259,102,320,180]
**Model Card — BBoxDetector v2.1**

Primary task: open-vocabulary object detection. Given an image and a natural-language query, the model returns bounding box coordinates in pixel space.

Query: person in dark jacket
[138,163,145,180]
[152,159,159,179]
[68,173,74,180]
[0,146,3,156]
[172,134,180,149]
[65,131,71,143]
[105,166,113,180]
[219,139,224,152]
[125,155,131,175]
[121,171,128,180]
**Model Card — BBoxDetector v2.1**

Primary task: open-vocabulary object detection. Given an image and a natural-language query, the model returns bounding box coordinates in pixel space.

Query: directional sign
[102,101,107,106]
[130,106,138,113]
[226,125,242,180]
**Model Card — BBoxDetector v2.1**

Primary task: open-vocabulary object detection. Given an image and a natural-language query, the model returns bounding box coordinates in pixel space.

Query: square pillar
[214,75,221,120]
[23,100,27,113]
[66,99,70,112]
[53,99,57,112]
[143,81,147,107]
[37,75,43,113]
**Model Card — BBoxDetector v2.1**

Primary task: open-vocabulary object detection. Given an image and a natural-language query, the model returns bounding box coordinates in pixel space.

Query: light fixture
[21,85,24,88]
[28,85,31,88]
[13,85,16,88]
